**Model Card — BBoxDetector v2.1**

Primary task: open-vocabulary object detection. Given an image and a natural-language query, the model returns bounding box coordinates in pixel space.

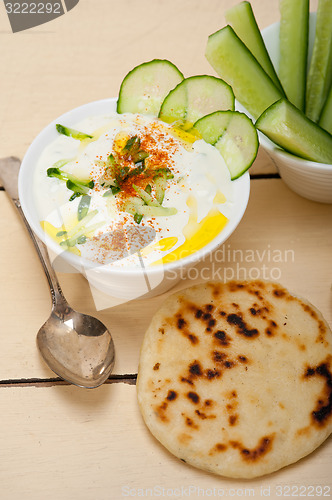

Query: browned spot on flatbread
[206,318,216,332]
[190,303,217,332]
[303,358,332,427]
[228,282,245,292]
[180,376,194,386]
[195,309,203,319]
[319,320,327,334]
[209,443,228,455]
[177,316,186,330]
[213,351,227,363]
[155,401,169,422]
[207,282,223,298]
[296,426,311,437]
[229,414,238,426]
[187,391,200,404]
[224,360,235,368]
[195,409,216,420]
[175,313,199,345]
[166,390,177,401]
[226,313,259,338]
[301,302,318,320]
[185,360,222,382]
[178,433,192,445]
[189,361,203,377]
[153,363,160,371]
[214,330,231,346]
[230,434,275,462]
[273,287,286,298]
[266,320,278,337]
[206,368,221,379]
[184,416,199,430]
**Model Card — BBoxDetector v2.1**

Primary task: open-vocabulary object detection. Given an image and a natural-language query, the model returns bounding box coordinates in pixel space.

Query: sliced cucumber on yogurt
[194,111,258,180]
[159,75,234,125]
[117,59,184,116]
[56,124,93,140]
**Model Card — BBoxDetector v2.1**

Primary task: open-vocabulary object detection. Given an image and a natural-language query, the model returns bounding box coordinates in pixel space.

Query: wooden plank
[0,383,331,499]
[0,178,331,380]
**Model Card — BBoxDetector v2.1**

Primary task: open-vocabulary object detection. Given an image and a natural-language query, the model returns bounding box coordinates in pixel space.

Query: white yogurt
[33,113,233,267]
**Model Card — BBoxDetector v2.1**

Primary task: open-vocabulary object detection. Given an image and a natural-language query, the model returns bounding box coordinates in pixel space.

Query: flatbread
[137,280,332,478]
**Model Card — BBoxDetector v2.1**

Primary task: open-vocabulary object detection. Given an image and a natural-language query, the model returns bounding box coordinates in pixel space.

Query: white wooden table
[0,1,331,498]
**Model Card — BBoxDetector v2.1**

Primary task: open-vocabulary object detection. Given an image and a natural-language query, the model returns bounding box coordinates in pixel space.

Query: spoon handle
[14,198,69,310]
[0,156,68,311]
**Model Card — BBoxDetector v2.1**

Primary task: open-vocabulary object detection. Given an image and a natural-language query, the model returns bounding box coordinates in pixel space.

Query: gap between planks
[0,374,137,388]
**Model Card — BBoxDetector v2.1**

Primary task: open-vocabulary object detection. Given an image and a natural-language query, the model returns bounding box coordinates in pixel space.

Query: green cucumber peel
[205,25,284,119]
[306,0,332,122]
[60,222,104,249]
[256,98,332,164]
[132,184,160,207]
[117,59,184,116]
[77,195,91,221]
[47,167,94,200]
[225,1,283,92]
[159,75,235,125]
[56,124,93,140]
[318,84,332,134]
[193,110,258,180]
[279,0,309,111]
[138,205,177,217]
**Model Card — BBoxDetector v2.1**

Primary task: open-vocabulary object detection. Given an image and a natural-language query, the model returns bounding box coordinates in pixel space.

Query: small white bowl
[19,98,250,300]
[259,12,332,204]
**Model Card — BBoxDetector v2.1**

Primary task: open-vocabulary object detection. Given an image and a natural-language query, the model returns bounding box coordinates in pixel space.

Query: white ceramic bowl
[19,98,250,300]
[259,12,332,204]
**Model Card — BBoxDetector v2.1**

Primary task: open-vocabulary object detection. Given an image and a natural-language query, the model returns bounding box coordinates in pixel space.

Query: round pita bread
[137,280,332,478]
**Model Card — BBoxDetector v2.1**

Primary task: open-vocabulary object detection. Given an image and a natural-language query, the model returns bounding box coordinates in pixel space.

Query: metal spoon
[0,157,115,388]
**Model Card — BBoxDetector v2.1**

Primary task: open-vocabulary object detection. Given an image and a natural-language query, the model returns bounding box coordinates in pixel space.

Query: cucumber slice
[306,0,332,122]
[153,172,167,204]
[256,98,332,164]
[205,25,284,119]
[139,205,177,217]
[117,59,184,116]
[159,75,234,125]
[194,111,258,180]
[225,1,283,92]
[279,0,309,111]
[319,84,332,135]
[56,124,93,140]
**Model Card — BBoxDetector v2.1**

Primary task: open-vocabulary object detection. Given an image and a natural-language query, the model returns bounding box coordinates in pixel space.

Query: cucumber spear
[306,0,332,122]
[279,0,309,111]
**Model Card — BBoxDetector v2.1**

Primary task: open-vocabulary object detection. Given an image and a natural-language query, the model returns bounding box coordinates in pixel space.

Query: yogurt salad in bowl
[19,60,256,299]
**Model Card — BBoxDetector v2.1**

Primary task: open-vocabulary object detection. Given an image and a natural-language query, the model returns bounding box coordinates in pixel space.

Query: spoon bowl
[29,232,116,388]
[37,307,115,388]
